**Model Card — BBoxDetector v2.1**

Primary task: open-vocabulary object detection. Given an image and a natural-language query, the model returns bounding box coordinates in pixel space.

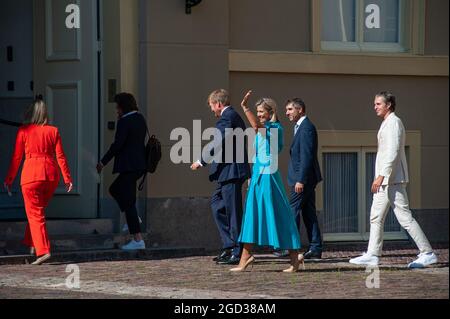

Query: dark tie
[294,124,300,135]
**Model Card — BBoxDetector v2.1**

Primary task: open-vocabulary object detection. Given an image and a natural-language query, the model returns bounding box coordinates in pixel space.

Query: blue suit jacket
[202,107,250,183]
[101,112,147,174]
[288,117,322,187]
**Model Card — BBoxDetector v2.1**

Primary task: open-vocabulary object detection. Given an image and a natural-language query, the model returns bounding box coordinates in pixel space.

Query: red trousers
[21,181,59,256]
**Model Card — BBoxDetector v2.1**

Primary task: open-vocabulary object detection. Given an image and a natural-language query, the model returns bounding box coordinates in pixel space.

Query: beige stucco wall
[425,0,449,56]
[137,0,448,211]
[229,0,311,52]
[139,0,229,198]
[134,1,447,245]
[229,0,449,56]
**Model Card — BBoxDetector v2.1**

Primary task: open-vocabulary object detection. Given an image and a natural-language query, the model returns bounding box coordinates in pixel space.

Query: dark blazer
[101,112,147,174]
[202,107,251,183]
[288,117,322,187]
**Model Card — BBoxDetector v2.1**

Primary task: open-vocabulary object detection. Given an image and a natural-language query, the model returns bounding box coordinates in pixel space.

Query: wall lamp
[186,0,202,14]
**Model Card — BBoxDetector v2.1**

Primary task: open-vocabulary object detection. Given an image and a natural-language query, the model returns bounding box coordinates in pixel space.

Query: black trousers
[210,179,245,257]
[290,184,323,253]
[109,171,144,235]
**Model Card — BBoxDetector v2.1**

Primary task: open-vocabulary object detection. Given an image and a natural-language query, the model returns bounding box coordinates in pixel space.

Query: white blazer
[375,112,409,185]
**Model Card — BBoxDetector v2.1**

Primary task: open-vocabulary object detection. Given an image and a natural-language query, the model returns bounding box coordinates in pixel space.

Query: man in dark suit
[97,93,147,251]
[285,98,323,259]
[191,89,250,265]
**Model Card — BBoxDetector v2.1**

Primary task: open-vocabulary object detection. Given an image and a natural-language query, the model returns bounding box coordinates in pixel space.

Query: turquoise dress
[238,121,301,250]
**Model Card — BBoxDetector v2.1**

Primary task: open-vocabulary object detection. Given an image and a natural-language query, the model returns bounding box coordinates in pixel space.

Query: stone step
[0,233,159,256]
[0,234,124,255]
[0,219,114,238]
[0,247,207,265]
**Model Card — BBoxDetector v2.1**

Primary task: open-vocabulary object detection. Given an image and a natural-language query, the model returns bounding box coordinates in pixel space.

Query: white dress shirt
[221,106,230,116]
[294,116,307,135]
[121,111,138,119]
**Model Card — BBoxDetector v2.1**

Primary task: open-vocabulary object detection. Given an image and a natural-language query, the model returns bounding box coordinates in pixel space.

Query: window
[322,148,407,241]
[323,152,359,234]
[320,0,410,53]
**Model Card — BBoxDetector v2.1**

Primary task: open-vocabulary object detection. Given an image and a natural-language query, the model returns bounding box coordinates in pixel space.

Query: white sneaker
[349,252,379,266]
[407,252,438,269]
[122,216,143,233]
[121,240,146,250]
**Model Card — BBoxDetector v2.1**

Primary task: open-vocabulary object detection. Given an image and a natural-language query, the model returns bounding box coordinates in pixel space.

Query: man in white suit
[350,92,438,268]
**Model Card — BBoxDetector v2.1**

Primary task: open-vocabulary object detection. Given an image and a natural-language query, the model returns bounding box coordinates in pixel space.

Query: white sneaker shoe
[407,252,438,269]
[121,240,146,250]
[122,216,143,233]
[349,252,379,266]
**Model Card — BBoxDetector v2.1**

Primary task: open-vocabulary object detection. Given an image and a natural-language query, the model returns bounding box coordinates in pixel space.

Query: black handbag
[138,124,162,191]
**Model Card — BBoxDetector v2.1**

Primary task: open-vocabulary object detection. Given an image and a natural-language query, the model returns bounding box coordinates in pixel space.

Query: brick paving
[0,245,448,299]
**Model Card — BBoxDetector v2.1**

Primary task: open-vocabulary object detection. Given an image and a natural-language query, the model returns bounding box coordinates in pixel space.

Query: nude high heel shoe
[230,255,255,272]
[32,253,51,265]
[299,253,306,270]
[283,254,305,273]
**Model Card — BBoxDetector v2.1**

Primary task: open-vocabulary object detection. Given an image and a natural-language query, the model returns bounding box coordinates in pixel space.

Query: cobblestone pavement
[0,246,448,299]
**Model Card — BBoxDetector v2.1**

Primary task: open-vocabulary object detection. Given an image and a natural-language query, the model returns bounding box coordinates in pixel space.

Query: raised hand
[241,90,253,109]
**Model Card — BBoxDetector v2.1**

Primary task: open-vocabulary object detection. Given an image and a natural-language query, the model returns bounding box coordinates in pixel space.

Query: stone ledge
[0,247,206,265]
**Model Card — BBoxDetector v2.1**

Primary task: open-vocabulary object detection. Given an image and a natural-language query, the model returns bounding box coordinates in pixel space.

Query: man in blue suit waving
[191,89,250,265]
[285,98,323,259]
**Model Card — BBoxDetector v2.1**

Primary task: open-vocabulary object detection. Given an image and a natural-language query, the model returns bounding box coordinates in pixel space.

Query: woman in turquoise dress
[230,91,304,273]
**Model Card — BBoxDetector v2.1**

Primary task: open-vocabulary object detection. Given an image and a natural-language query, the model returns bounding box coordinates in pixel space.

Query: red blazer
[5,124,72,186]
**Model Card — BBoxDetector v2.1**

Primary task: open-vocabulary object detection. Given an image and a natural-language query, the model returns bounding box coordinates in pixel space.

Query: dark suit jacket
[202,107,250,183]
[101,112,147,174]
[288,117,322,187]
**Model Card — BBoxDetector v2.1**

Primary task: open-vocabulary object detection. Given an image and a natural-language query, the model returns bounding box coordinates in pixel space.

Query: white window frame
[313,0,426,54]
[321,147,363,240]
[321,146,408,241]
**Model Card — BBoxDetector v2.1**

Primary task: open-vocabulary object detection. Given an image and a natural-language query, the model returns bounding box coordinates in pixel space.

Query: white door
[33,0,99,218]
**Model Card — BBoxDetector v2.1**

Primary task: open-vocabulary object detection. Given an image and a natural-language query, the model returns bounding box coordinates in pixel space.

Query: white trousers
[367,183,433,256]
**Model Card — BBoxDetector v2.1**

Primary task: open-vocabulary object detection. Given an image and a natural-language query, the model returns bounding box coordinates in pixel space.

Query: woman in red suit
[3,96,73,265]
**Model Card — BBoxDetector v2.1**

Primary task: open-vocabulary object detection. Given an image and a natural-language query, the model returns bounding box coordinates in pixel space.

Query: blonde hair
[255,98,278,122]
[207,89,230,106]
[24,99,49,125]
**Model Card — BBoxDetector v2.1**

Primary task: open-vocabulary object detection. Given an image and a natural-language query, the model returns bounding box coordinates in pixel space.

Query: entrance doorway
[0,0,100,219]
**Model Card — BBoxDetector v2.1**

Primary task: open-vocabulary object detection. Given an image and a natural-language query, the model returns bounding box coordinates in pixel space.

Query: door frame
[97,0,142,228]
